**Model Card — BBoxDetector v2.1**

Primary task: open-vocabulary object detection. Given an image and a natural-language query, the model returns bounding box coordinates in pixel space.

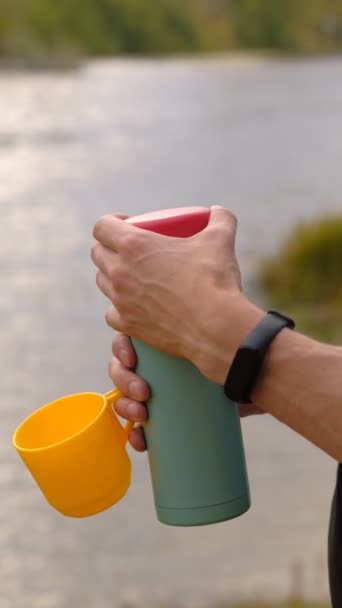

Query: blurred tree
[0,0,342,61]
[232,0,342,52]
[259,215,342,342]
[20,0,201,55]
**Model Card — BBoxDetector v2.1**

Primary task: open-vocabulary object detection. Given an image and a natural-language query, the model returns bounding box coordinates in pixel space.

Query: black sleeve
[329,465,342,608]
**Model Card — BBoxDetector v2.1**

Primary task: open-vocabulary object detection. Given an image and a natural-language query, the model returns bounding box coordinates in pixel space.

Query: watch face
[225,347,262,403]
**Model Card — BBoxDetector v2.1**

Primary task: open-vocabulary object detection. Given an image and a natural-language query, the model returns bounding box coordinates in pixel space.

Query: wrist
[250,327,297,413]
[190,291,265,384]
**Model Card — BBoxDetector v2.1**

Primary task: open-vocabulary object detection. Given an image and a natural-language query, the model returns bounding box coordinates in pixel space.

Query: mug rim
[13,392,108,454]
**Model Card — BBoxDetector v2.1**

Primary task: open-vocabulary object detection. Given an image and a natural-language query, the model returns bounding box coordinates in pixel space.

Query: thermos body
[133,340,251,526]
[129,207,251,526]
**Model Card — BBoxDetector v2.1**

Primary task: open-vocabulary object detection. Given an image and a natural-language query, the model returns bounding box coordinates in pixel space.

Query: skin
[91,206,342,461]
[109,333,262,452]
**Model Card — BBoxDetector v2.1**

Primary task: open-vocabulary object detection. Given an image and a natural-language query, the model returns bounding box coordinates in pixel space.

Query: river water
[1,55,342,608]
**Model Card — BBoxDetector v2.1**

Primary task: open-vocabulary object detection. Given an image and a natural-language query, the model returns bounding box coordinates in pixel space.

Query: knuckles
[119,231,147,258]
[93,215,109,239]
[108,357,115,380]
[109,265,129,291]
[105,308,129,334]
[105,308,116,328]
[95,270,102,290]
[108,357,120,383]
[90,243,99,263]
[112,333,121,357]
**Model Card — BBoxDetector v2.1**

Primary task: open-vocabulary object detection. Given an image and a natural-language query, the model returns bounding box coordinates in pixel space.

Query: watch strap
[224,309,295,404]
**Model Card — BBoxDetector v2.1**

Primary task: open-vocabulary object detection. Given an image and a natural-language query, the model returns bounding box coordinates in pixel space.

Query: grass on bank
[258,214,342,343]
[1,0,342,67]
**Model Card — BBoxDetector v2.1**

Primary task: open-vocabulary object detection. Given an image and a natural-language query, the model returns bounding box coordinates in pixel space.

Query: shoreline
[0,49,341,73]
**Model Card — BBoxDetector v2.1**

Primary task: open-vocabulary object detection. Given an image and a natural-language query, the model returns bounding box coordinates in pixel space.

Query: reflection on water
[1,56,342,607]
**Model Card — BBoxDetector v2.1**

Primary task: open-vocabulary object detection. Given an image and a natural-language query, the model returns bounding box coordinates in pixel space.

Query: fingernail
[129,381,142,401]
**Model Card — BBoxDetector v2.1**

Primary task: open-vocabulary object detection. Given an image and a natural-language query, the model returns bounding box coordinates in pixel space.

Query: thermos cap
[127,207,210,238]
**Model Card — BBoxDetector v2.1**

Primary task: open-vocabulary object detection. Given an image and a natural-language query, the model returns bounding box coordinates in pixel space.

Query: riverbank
[1,0,342,66]
[1,49,342,73]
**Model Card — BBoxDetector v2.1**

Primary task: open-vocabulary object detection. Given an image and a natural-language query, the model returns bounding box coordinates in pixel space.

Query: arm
[253,331,342,462]
[91,206,342,461]
[188,292,342,462]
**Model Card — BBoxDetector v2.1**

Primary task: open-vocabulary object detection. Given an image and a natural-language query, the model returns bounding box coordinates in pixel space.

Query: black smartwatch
[224,309,295,404]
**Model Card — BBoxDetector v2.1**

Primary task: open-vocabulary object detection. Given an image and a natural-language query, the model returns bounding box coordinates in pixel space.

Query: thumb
[205,205,238,249]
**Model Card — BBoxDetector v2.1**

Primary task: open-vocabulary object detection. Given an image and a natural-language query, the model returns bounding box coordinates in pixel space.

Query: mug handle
[105,389,135,443]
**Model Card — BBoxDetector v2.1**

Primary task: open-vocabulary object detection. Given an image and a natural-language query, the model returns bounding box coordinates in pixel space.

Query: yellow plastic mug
[13,389,133,517]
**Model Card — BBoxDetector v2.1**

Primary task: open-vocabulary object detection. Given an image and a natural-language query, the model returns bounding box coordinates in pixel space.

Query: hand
[92,205,263,384]
[110,333,264,453]
[110,333,149,452]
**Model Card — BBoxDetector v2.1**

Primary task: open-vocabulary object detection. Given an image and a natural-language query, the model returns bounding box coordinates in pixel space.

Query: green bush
[1,0,342,61]
[259,215,342,342]
[231,0,342,53]
[0,0,205,60]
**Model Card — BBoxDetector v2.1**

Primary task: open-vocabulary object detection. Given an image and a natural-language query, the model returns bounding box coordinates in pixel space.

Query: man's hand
[110,333,264,453]
[91,205,263,383]
[110,333,148,453]
[92,207,342,462]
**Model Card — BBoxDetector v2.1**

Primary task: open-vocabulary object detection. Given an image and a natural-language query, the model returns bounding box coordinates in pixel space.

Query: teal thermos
[127,207,250,526]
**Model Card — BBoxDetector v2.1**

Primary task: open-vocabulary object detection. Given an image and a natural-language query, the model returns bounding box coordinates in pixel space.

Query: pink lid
[127,207,210,238]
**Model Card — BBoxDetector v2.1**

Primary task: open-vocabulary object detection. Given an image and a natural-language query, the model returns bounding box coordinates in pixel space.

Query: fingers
[96,271,115,302]
[110,332,148,453]
[109,356,150,402]
[105,305,123,332]
[205,205,238,251]
[91,243,117,277]
[93,214,135,252]
[128,427,146,452]
[105,306,125,333]
[112,333,137,369]
[114,397,148,423]
[208,205,237,232]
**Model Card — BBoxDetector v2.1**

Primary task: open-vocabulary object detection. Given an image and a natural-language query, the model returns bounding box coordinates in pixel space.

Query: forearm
[252,330,342,462]
[193,293,342,462]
